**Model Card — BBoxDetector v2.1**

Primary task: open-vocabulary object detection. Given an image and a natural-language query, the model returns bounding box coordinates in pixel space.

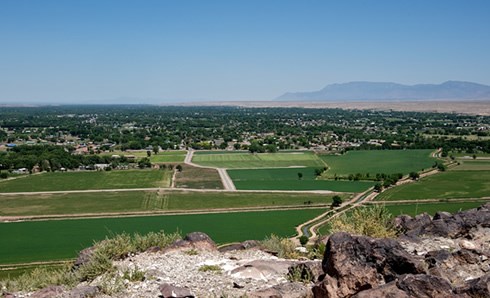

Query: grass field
[192,151,325,168]
[385,201,488,217]
[0,190,340,216]
[150,151,186,163]
[451,160,490,171]
[174,164,223,189]
[228,167,374,192]
[0,170,171,192]
[376,171,490,201]
[0,209,324,264]
[319,149,436,177]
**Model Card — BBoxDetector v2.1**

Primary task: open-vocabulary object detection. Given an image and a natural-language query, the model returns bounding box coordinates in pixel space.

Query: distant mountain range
[276,81,490,101]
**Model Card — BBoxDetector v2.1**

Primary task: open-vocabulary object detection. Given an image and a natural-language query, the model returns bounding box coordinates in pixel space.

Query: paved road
[184,149,237,191]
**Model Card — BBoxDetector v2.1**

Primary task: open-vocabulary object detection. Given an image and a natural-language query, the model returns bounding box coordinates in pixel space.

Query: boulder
[65,286,99,298]
[455,273,490,297]
[248,282,312,298]
[159,283,194,298]
[351,281,410,298]
[395,203,490,239]
[314,232,425,297]
[396,274,456,298]
[30,285,65,298]
[218,240,260,252]
[287,261,323,282]
[164,232,216,252]
[73,246,96,269]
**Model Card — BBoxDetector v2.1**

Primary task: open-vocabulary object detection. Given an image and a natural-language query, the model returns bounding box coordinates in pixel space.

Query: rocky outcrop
[312,232,426,297]
[313,203,490,297]
[395,203,490,238]
[162,232,217,253]
[159,283,194,298]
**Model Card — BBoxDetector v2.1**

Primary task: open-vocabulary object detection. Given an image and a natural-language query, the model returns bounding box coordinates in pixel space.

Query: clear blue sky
[1,0,489,103]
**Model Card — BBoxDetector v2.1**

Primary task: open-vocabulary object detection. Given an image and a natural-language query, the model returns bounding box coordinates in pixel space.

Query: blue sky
[1,0,489,103]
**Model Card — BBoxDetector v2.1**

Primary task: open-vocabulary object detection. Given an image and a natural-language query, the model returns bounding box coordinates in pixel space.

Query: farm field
[385,201,488,217]
[0,209,324,265]
[377,171,490,201]
[0,190,340,217]
[192,151,325,168]
[150,151,186,163]
[174,164,223,189]
[0,170,171,192]
[319,149,436,177]
[228,167,374,192]
[450,160,490,171]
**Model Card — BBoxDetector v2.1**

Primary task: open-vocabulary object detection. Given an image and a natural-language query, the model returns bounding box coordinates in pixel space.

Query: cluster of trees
[1,105,488,153]
[0,145,141,173]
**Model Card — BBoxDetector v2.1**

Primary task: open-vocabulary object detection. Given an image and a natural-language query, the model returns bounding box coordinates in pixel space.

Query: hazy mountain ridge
[276,81,490,101]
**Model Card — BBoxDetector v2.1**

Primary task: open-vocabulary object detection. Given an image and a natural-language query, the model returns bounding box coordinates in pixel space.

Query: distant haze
[276,81,490,102]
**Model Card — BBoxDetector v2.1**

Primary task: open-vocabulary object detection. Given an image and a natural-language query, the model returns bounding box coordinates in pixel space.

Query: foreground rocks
[8,203,490,297]
[314,203,490,297]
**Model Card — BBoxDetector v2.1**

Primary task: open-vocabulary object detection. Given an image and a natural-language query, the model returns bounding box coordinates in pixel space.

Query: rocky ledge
[4,203,490,298]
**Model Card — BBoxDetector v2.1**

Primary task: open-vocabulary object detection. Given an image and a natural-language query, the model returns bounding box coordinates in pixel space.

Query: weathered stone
[249,282,312,298]
[73,246,95,269]
[159,283,194,298]
[65,286,99,298]
[218,240,260,252]
[351,281,410,298]
[230,259,294,281]
[396,203,490,239]
[30,285,65,298]
[314,232,425,297]
[287,261,323,282]
[455,273,490,297]
[396,274,455,297]
[425,249,451,268]
[164,232,216,252]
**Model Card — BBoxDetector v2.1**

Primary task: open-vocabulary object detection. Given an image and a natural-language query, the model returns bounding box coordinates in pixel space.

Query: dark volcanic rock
[66,286,99,298]
[455,273,490,297]
[249,282,312,298]
[164,232,216,252]
[30,285,65,298]
[313,232,426,297]
[218,240,260,252]
[396,203,490,238]
[73,246,96,269]
[396,274,455,298]
[351,281,410,298]
[159,283,194,298]
[287,261,323,282]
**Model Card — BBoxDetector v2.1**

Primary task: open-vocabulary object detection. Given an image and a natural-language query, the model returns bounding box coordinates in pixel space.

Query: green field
[228,167,374,192]
[0,209,324,264]
[150,151,186,163]
[319,149,436,177]
[451,160,490,171]
[0,170,171,192]
[385,201,488,217]
[0,190,340,216]
[376,171,490,201]
[192,151,325,168]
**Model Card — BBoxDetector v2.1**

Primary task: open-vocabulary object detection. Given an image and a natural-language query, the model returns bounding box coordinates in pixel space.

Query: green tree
[297,172,303,180]
[331,195,343,207]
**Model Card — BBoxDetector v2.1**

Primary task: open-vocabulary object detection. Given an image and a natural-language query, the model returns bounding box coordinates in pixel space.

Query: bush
[261,234,299,259]
[327,205,397,238]
[331,195,343,207]
[299,235,309,246]
[0,172,8,179]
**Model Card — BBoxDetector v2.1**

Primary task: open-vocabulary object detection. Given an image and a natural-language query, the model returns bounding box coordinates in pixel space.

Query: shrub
[198,265,222,273]
[331,195,343,207]
[327,205,397,238]
[261,234,299,259]
[299,235,309,246]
